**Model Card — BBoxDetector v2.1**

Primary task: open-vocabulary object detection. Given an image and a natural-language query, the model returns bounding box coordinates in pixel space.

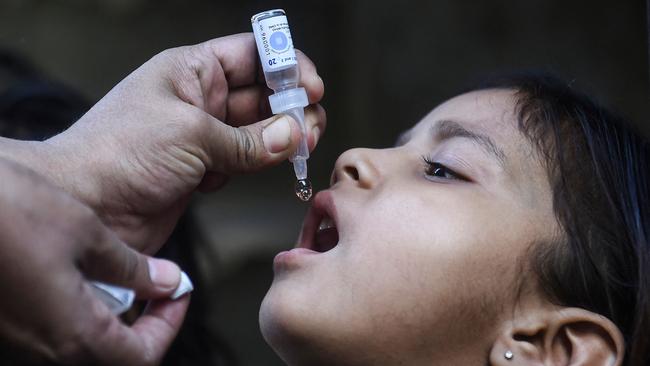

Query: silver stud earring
[504,350,514,360]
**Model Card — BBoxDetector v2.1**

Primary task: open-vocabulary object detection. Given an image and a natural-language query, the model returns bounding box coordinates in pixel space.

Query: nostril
[344,166,359,181]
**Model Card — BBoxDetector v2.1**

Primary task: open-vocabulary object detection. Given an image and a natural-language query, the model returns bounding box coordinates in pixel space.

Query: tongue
[314,227,339,252]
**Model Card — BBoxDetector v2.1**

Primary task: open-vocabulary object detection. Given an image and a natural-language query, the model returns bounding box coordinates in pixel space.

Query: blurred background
[0,0,647,364]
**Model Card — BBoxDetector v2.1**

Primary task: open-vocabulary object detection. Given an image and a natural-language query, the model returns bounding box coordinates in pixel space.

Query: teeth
[318,215,336,231]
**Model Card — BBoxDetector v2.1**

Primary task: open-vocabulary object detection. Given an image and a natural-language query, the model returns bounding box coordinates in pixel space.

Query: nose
[330,148,381,189]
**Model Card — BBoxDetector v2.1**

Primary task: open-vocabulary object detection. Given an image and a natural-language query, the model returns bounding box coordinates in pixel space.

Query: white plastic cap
[91,270,194,315]
[171,271,194,300]
[269,87,309,114]
[91,282,136,315]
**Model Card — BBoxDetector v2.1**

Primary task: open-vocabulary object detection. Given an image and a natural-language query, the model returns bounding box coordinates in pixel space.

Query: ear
[489,307,625,366]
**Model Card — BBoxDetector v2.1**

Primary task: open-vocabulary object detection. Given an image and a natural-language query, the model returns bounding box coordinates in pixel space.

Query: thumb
[80,225,181,299]
[204,113,302,174]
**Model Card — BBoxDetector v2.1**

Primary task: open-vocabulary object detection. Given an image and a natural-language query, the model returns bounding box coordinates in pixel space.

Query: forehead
[409,89,520,143]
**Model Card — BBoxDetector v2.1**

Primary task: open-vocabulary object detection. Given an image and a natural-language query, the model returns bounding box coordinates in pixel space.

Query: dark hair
[477,72,649,365]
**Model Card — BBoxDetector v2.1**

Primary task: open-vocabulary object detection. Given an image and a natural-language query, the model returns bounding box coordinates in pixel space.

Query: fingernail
[148,258,181,291]
[263,115,292,153]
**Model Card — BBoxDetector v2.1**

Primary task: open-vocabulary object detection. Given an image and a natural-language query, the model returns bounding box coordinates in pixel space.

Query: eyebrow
[433,119,507,167]
[395,119,507,168]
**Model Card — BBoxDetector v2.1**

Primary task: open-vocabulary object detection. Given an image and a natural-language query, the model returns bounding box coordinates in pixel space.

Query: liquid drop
[295,179,313,202]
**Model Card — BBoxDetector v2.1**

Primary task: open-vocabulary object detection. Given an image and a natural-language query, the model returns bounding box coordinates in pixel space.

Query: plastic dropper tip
[293,157,308,180]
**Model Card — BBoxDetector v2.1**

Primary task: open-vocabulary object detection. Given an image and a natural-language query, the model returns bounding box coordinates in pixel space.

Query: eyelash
[421,156,467,181]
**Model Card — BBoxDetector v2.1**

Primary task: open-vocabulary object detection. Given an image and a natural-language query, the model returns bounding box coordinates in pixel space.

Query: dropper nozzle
[292,154,308,180]
[285,107,312,201]
[291,129,312,201]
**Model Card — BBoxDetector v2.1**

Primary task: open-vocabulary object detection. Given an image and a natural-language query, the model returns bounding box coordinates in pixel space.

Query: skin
[260,89,562,365]
[0,158,188,365]
[0,33,326,255]
[0,33,325,364]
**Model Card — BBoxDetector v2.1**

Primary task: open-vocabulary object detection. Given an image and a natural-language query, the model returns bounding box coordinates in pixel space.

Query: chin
[259,285,309,365]
[260,276,420,366]
[259,280,341,366]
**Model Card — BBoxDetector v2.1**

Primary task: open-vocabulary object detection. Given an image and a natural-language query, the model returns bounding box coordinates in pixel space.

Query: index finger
[200,33,324,102]
[206,33,259,88]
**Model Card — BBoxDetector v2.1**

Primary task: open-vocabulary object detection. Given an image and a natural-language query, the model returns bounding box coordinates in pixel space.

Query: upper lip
[297,190,338,251]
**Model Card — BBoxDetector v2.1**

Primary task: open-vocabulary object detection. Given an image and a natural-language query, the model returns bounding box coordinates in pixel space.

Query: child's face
[260,89,561,365]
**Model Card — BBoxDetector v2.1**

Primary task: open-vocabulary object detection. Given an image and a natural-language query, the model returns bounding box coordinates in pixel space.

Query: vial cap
[269,87,309,114]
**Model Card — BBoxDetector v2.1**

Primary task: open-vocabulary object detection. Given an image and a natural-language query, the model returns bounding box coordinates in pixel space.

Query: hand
[0,158,189,365]
[31,33,325,254]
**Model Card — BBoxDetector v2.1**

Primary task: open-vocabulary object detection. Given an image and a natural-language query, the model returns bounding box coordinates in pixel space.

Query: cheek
[260,185,534,358]
[339,191,525,341]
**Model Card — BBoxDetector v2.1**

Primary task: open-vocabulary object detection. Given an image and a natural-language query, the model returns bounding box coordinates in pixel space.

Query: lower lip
[273,247,320,269]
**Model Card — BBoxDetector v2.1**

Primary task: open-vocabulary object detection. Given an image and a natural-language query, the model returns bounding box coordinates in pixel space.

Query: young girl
[259,73,649,365]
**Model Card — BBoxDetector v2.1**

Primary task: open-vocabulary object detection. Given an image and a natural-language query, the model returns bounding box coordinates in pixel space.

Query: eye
[422,156,466,181]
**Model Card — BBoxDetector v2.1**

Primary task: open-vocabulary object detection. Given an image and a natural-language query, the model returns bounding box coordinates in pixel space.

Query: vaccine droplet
[295,179,312,202]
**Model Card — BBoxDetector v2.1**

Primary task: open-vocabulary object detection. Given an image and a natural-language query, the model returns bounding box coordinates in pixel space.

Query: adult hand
[3,33,326,254]
[0,158,189,365]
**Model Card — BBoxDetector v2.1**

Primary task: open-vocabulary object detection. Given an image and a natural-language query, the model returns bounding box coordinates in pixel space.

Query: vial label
[253,15,298,72]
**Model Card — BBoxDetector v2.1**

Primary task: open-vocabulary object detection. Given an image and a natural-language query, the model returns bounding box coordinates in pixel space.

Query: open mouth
[314,214,339,252]
[298,191,340,253]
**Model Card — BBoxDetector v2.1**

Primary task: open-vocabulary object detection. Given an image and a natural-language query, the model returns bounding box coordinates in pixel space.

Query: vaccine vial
[251,9,300,92]
[252,9,312,201]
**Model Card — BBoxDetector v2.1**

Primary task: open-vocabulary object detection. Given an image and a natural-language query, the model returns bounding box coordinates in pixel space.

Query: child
[259,73,649,366]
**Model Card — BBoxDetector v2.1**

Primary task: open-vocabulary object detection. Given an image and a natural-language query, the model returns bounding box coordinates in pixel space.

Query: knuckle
[154,46,187,63]
[179,44,209,72]
[153,46,208,97]
[118,247,140,283]
[90,235,138,284]
[231,127,261,170]
[150,47,179,67]
[157,43,210,78]
[155,47,174,60]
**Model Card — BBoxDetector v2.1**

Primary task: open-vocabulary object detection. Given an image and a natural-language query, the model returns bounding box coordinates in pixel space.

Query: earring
[504,350,514,360]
